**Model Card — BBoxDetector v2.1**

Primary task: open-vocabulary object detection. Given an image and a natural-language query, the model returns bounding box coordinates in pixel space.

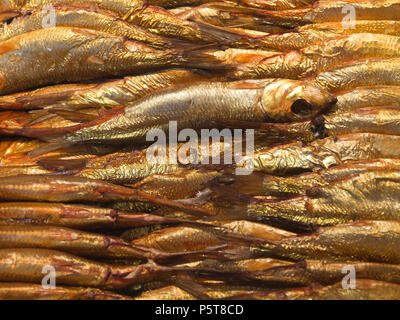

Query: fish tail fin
[48,109,98,123]
[173,274,211,300]
[13,124,81,140]
[28,140,74,159]
[194,20,249,44]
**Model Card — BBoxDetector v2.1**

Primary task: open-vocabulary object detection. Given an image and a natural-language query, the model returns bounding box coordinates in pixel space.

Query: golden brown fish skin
[0,202,187,230]
[149,0,215,7]
[177,2,289,32]
[309,1,400,24]
[303,281,400,300]
[121,224,171,242]
[309,58,400,93]
[0,248,174,289]
[133,220,294,253]
[331,86,400,115]
[134,283,267,300]
[0,27,211,95]
[260,159,400,196]
[0,175,216,217]
[125,4,240,43]
[0,138,116,168]
[300,20,400,37]
[268,260,400,286]
[0,3,176,49]
[248,133,400,175]
[236,280,400,300]
[128,169,222,200]
[251,220,400,264]
[72,144,221,185]
[248,170,400,228]
[27,79,336,148]
[243,33,400,80]
[0,111,78,136]
[247,19,400,52]
[176,258,294,272]
[3,0,145,17]
[0,283,133,300]
[0,225,192,261]
[238,0,317,10]
[0,165,51,178]
[0,69,207,111]
[252,107,400,143]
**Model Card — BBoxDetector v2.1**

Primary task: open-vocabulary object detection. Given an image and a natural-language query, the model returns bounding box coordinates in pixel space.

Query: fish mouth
[291,99,314,118]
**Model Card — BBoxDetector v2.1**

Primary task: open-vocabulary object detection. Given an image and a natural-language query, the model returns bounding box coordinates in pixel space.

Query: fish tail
[48,109,98,123]
[28,140,74,159]
[13,124,82,140]
[194,20,249,44]
[173,274,211,300]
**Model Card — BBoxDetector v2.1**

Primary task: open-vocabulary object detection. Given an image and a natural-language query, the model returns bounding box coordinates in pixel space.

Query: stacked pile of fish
[0,0,400,300]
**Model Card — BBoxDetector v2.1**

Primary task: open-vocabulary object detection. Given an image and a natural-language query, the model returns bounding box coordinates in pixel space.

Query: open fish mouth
[291,99,314,117]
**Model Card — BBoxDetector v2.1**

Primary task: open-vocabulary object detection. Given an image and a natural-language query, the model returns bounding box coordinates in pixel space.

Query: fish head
[260,80,337,122]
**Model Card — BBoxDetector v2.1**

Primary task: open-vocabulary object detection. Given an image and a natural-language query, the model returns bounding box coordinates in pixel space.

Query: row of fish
[1,0,400,300]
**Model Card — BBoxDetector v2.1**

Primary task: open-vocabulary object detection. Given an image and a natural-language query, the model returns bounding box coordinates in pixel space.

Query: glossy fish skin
[0,248,174,289]
[256,260,400,287]
[251,19,400,52]
[310,58,400,93]
[237,280,400,300]
[303,281,400,300]
[254,107,400,143]
[260,159,400,197]
[0,138,116,168]
[176,258,294,273]
[0,175,215,217]
[309,1,400,24]
[247,33,400,79]
[251,220,400,264]
[238,0,317,10]
[2,0,145,17]
[248,133,400,175]
[72,144,223,184]
[0,225,187,261]
[0,202,187,230]
[300,20,400,38]
[148,0,215,7]
[0,27,209,95]
[125,4,242,43]
[0,110,78,135]
[0,283,132,300]
[0,3,175,49]
[134,284,260,300]
[177,2,289,32]
[332,86,400,115]
[128,169,222,201]
[0,69,206,111]
[248,170,400,229]
[133,220,294,253]
[32,79,336,147]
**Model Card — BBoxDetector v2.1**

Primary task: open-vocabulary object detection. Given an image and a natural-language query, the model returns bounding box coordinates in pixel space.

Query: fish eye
[291,99,313,117]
